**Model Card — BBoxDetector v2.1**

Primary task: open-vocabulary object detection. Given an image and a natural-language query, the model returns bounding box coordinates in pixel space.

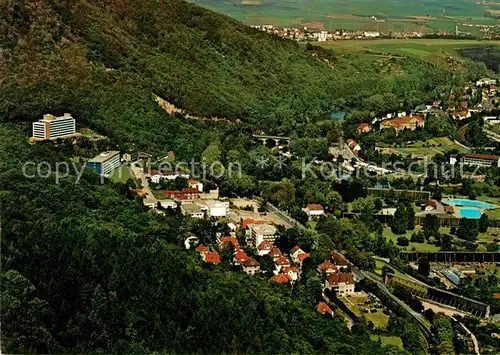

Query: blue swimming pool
[447,199,497,210]
[458,207,482,219]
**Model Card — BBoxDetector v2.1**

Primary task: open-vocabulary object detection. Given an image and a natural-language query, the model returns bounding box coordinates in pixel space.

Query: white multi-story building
[32,113,77,141]
[247,223,278,248]
[462,154,500,168]
[87,151,121,176]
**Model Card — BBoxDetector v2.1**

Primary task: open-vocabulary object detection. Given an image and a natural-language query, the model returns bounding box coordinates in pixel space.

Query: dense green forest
[0,124,400,354]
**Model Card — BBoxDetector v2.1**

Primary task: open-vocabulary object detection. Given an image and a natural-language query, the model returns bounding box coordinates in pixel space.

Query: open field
[383,227,441,252]
[370,335,404,349]
[190,0,500,32]
[389,137,469,157]
[110,166,134,184]
[317,39,500,61]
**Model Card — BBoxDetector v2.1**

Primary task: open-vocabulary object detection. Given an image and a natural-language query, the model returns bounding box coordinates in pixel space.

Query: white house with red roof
[303,203,325,217]
[257,240,274,256]
[282,266,299,281]
[290,246,306,263]
[233,249,249,265]
[324,273,355,296]
[317,302,334,316]
[274,256,291,274]
[269,247,283,261]
[317,260,339,275]
[188,179,203,192]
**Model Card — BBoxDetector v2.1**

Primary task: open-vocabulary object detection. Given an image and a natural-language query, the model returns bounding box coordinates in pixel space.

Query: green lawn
[395,137,468,157]
[110,166,134,184]
[370,335,404,349]
[383,227,441,252]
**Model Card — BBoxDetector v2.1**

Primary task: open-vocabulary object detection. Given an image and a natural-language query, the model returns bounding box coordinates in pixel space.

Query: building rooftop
[40,113,73,122]
[88,151,120,163]
[182,203,202,214]
[250,223,277,235]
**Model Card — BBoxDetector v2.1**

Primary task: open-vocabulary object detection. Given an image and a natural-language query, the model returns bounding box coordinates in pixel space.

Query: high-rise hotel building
[32,113,77,141]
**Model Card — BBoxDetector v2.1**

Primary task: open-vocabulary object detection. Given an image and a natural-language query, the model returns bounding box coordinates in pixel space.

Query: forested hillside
[1,0,488,158]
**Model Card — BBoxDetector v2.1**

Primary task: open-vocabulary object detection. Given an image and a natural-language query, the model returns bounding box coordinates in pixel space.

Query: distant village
[251,22,500,42]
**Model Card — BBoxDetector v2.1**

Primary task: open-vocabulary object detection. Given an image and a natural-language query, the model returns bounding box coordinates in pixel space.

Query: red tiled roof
[241,218,265,229]
[234,250,249,262]
[307,203,324,211]
[317,302,333,314]
[275,257,290,266]
[331,252,349,265]
[357,123,371,130]
[258,240,273,250]
[327,273,354,285]
[243,258,260,267]
[318,260,338,273]
[290,246,302,254]
[272,274,292,284]
[298,253,310,262]
[195,244,209,253]
[464,154,499,161]
[269,248,282,258]
[220,237,239,248]
[205,252,221,265]
[380,115,424,128]
[150,169,161,176]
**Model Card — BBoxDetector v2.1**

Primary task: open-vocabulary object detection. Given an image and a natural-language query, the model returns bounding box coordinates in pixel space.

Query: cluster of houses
[191,212,357,293]
[250,24,425,42]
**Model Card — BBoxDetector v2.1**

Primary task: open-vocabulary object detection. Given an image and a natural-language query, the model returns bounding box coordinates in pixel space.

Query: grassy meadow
[316,39,500,61]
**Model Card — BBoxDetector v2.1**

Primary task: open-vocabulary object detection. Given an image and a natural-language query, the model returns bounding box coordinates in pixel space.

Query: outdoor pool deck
[441,198,499,220]
[443,199,498,210]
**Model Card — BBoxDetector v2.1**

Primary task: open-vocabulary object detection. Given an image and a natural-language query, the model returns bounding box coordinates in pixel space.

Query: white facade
[204,200,228,218]
[32,113,76,140]
[87,151,121,176]
[160,199,176,209]
[462,155,500,168]
[248,224,278,248]
[188,180,204,192]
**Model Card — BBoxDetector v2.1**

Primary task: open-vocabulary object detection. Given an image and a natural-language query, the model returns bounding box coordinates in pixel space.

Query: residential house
[317,302,334,316]
[272,273,292,284]
[331,252,350,268]
[304,203,325,217]
[242,258,260,275]
[357,123,372,134]
[282,266,299,281]
[204,252,221,265]
[346,139,361,156]
[317,260,339,275]
[379,115,425,133]
[257,240,274,256]
[274,257,291,274]
[324,273,355,296]
[234,250,250,265]
[188,179,204,192]
[269,247,283,260]
[297,253,310,263]
[290,246,306,263]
